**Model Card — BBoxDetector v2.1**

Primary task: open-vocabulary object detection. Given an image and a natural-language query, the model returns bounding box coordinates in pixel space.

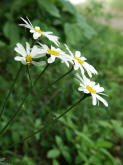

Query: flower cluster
[14,17,108,107]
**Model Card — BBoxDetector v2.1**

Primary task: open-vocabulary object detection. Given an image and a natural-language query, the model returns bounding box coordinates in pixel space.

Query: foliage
[0,0,123,165]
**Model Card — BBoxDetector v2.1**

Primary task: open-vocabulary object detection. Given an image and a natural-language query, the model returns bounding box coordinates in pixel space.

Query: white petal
[100,93,108,96]
[64,44,73,57]
[30,29,35,33]
[14,43,27,57]
[35,26,40,30]
[19,17,33,30]
[31,46,42,57]
[92,94,97,106]
[33,32,41,39]
[95,85,104,93]
[78,87,83,91]
[26,17,33,27]
[75,51,81,58]
[76,73,83,82]
[43,32,59,46]
[83,89,90,94]
[14,56,26,65]
[32,61,46,66]
[96,94,108,107]
[81,57,86,61]
[80,66,85,77]
[74,64,79,70]
[48,56,55,63]
[39,43,49,51]
[26,42,31,54]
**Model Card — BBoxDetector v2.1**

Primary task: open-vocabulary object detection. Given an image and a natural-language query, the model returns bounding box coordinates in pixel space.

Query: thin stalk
[22,94,89,142]
[5,94,89,150]
[40,66,73,93]
[34,66,74,117]
[49,66,73,87]
[0,65,23,120]
[0,64,49,135]
[26,65,33,88]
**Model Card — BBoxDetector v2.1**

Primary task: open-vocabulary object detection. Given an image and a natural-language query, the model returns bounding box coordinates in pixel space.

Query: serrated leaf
[47,148,60,159]
[38,0,60,18]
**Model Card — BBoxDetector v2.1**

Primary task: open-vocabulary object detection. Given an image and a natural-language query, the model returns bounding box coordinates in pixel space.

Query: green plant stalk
[0,64,49,135]
[0,65,73,136]
[40,65,73,93]
[22,93,90,142]
[0,64,23,120]
[4,93,89,151]
[26,65,33,88]
[49,66,73,87]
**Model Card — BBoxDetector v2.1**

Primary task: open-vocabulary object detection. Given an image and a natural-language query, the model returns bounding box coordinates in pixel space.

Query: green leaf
[76,13,96,39]
[47,148,60,159]
[52,159,60,165]
[97,139,113,148]
[115,127,123,138]
[75,131,94,147]
[55,136,63,149]
[64,23,83,46]
[37,0,60,18]
[3,22,20,46]
[98,120,112,129]
[0,41,6,47]
[100,148,116,164]
[61,0,76,15]
[61,150,71,163]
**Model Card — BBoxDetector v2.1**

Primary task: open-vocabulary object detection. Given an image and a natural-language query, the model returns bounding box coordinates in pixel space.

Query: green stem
[2,94,90,151]
[49,66,73,87]
[26,65,33,88]
[40,66,73,93]
[0,64,49,135]
[0,64,23,120]
[22,94,89,142]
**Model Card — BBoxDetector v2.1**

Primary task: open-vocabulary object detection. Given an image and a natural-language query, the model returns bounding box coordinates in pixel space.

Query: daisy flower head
[76,74,108,107]
[14,42,46,66]
[19,17,59,46]
[39,43,73,67]
[65,44,97,78]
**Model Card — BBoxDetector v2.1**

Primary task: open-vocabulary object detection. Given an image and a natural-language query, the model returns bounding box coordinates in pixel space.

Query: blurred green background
[0,0,123,164]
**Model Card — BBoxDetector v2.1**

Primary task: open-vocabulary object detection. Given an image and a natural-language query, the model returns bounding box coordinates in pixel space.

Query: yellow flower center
[74,57,84,64]
[86,85,96,94]
[34,28,43,33]
[48,49,59,56]
[26,55,32,63]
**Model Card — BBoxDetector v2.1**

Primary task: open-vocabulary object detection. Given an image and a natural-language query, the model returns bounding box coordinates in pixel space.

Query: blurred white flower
[19,17,59,46]
[76,74,108,107]
[14,42,46,66]
[65,44,97,77]
[39,43,72,67]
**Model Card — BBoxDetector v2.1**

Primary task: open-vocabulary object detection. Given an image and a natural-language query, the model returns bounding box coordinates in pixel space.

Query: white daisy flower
[39,43,73,67]
[65,44,97,77]
[76,74,108,107]
[19,17,59,46]
[14,42,46,66]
